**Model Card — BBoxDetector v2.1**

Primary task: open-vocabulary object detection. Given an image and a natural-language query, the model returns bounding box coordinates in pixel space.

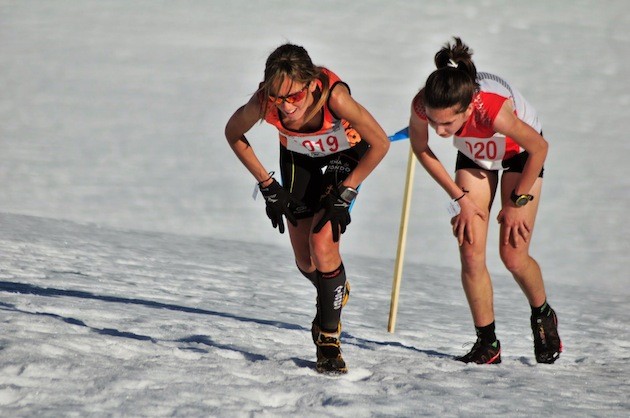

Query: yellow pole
[388,144,416,333]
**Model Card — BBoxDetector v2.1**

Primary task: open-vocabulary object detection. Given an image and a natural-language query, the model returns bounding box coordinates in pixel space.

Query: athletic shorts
[279,140,369,219]
[455,151,544,178]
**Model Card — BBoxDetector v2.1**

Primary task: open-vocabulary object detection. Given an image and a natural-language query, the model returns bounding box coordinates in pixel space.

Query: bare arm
[492,101,548,195]
[409,102,486,245]
[409,106,463,200]
[327,85,390,189]
[493,100,548,245]
[224,94,274,185]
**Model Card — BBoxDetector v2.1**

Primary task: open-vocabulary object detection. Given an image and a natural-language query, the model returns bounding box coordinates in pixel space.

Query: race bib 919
[282,120,352,158]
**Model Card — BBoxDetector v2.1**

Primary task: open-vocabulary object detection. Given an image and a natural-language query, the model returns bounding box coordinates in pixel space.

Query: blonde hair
[258,43,330,123]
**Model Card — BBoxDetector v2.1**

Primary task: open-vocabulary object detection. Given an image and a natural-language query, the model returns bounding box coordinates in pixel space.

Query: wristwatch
[338,185,359,203]
[510,189,534,207]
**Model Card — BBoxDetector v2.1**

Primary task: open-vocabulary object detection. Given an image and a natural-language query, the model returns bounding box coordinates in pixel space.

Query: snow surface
[1,0,629,416]
[1,213,628,417]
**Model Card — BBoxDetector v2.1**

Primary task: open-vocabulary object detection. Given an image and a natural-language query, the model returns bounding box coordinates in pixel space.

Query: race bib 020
[454,135,507,170]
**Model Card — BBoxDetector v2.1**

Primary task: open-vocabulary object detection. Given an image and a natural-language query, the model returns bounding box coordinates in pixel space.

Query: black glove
[259,178,298,234]
[312,188,353,243]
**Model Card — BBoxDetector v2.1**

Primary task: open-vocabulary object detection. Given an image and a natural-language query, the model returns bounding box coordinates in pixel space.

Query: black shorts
[279,140,369,219]
[455,151,544,178]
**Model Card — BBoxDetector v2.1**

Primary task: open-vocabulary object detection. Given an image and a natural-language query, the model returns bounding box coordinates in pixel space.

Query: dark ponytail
[423,37,479,112]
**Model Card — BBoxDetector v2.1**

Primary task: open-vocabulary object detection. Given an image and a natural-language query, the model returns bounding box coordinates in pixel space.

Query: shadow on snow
[0,281,449,361]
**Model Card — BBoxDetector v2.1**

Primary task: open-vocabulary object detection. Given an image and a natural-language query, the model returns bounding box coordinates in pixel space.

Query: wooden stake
[388,144,416,333]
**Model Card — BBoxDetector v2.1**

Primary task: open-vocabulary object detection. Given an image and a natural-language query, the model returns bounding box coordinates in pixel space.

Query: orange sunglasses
[268,85,309,106]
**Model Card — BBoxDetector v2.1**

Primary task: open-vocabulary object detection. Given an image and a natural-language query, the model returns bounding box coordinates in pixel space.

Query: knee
[309,233,340,267]
[459,245,486,275]
[499,247,528,275]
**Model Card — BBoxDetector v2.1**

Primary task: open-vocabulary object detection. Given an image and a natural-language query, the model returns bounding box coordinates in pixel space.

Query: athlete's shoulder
[319,67,350,98]
[477,91,508,107]
[474,74,513,118]
[477,72,516,100]
[321,67,340,82]
[411,89,427,120]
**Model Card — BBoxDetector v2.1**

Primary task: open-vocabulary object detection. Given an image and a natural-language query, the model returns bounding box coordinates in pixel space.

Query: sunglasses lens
[268,86,307,105]
[285,90,305,104]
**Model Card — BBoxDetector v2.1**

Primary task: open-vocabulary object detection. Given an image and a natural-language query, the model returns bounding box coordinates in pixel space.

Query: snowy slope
[1,0,628,293]
[1,0,629,416]
[1,213,628,416]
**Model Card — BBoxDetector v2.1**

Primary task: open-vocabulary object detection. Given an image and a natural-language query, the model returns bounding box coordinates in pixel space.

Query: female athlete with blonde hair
[225,43,389,373]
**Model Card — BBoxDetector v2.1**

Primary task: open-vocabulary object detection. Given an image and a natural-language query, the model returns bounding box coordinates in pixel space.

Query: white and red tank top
[413,72,541,170]
[262,68,361,158]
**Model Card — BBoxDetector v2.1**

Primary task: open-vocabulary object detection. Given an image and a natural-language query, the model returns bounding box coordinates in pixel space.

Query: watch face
[339,187,358,202]
[515,195,529,207]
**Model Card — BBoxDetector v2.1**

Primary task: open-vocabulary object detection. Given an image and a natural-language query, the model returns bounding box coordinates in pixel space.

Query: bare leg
[499,174,547,307]
[309,210,342,273]
[287,217,316,274]
[455,168,498,327]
